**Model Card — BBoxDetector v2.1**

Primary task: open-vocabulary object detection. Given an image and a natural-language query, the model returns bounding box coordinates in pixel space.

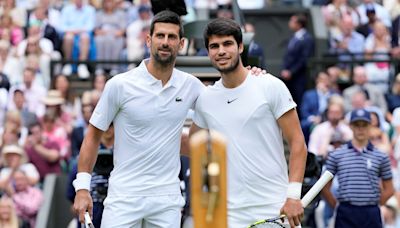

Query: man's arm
[380,179,395,205]
[73,124,103,223]
[321,179,337,208]
[277,108,308,228]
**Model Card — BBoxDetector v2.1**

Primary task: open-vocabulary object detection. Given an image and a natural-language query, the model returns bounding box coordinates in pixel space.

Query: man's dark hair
[294,14,307,28]
[203,18,242,49]
[150,10,183,38]
[150,0,187,16]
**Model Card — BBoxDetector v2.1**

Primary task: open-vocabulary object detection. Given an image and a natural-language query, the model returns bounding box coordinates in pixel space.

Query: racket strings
[248,221,286,228]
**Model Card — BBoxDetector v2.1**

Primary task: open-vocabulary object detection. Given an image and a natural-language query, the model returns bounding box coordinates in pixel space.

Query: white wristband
[73,172,92,192]
[286,182,302,200]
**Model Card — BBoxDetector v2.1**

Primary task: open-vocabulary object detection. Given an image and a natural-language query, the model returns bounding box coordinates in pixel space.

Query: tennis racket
[247,170,334,228]
[84,212,95,228]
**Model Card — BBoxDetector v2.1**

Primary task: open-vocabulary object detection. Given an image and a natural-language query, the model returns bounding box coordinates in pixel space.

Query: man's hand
[280,198,304,228]
[73,190,93,223]
[246,66,267,75]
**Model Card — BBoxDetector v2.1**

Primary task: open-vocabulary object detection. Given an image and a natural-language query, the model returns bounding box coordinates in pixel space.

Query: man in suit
[281,14,314,107]
[300,71,337,143]
[343,65,387,114]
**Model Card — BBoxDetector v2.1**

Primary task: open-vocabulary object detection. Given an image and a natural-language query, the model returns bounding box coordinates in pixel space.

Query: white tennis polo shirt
[193,73,296,209]
[90,59,204,197]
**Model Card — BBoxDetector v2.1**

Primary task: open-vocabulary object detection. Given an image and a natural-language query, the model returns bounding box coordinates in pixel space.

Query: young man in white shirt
[72,10,205,227]
[190,18,308,228]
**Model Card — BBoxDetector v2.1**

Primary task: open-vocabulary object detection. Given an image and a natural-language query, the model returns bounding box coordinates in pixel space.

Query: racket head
[247,215,286,228]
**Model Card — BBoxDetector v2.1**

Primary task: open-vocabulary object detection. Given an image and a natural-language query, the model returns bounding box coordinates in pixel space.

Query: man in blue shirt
[322,108,394,228]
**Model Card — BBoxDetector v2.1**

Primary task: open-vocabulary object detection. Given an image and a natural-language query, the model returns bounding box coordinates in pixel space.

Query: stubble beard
[213,55,240,74]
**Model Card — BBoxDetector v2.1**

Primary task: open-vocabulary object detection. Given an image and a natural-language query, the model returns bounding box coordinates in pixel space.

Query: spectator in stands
[384,0,400,19]
[10,170,43,228]
[281,13,314,106]
[308,98,353,158]
[0,40,19,86]
[0,111,29,146]
[300,71,338,143]
[216,3,233,19]
[244,22,265,68]
[329,15,365,70]
[42,89,74,136]
[17,25,56,89]
[93,73,107,93]
[0,13,23,47]
[28,5,62,52]
[24,121,62,182]
[0,0,27,28]
[41,99,70,161]
[0,196,19,228]
[29,0,62,32]
[60,0,96,79]
[8,68,46,118]
[0,144,40,187]
[364,21,391,93]
[323,108,394,228]
[390,11,400,60]
[126,4,152,62]
[343,65,387,113]
[356,4,378,37]
[322,0,360,38]
[386,73,400,115]
[358,0,392,28]
[94,0,126,76]
[9,89,37,128]
[53,75,79,127]
[0,88,8,126]
[370,125,391,154]
[326,66,344,90]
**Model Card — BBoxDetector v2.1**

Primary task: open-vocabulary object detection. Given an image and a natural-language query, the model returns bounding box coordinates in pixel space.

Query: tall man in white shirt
[190,18,308,228]
[72,10,205,227]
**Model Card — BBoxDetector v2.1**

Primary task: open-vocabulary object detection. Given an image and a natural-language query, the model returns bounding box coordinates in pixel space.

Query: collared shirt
[325,142,392,206]
[90,59,204,197]
[60,3,95,32]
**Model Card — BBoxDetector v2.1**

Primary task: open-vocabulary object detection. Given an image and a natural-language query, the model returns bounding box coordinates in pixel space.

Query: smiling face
[147,22,183,66]
[207,35,243,74]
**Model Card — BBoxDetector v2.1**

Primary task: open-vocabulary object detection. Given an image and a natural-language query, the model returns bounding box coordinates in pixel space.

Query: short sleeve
[267,75,297,119]
[380,154,393,180]
[325,151,338,176]
[90,77,121,131]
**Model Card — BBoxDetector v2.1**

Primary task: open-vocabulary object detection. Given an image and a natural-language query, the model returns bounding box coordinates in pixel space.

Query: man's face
[327,104,343,126]
[13,91,24,109]
[351,120,371,141]
[13,171,28,192]
[147,23,183,66]
[207,35,242,74]
[288,16,298,31]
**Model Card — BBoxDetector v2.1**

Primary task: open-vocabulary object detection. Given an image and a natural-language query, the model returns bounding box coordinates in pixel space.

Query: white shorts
[100,194,185,228]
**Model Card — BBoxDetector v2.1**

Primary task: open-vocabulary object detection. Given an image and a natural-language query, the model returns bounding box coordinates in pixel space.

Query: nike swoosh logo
[227,98,238,104]
[175,97,183,102]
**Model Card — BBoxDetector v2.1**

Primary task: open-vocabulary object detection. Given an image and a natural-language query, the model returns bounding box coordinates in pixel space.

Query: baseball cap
[350,109,371,123]
[138,5,151,13]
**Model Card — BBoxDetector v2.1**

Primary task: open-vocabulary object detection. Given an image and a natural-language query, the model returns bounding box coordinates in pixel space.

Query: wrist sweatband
[73,172,91,192]
[286,182,302,200]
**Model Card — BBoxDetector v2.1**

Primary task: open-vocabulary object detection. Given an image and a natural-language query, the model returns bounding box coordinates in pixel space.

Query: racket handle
[301,171,334,207]
[84,212,95,228]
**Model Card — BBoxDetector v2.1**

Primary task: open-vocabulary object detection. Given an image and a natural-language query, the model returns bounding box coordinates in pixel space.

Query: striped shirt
[325,142,392,206]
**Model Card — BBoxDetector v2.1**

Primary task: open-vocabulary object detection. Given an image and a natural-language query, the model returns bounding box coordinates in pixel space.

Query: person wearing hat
[322,109,395,228]
[0,144,40,192]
